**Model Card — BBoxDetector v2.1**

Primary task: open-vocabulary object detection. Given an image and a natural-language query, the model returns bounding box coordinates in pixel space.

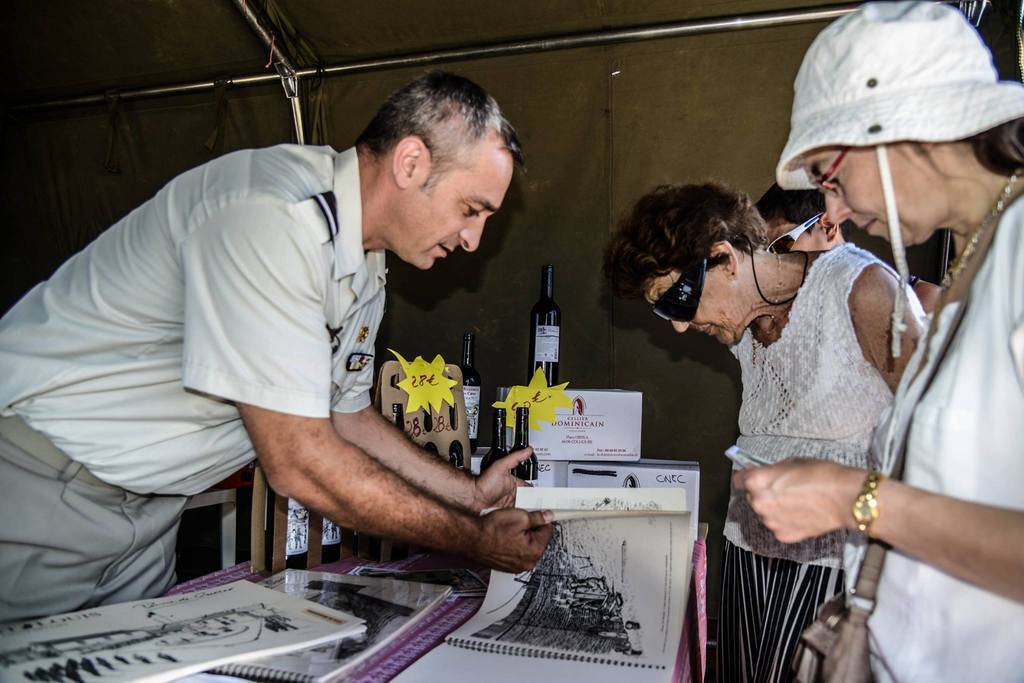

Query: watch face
[854,497,878,523]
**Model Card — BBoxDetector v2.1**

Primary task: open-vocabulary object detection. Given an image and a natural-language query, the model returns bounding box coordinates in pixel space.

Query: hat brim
[777,81,1024,189]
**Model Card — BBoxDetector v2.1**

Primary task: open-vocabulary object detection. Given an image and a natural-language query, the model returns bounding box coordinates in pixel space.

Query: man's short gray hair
[356,70,524,179]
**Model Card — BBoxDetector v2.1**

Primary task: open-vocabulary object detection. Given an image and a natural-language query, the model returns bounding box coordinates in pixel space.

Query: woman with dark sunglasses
[603,181,924,683]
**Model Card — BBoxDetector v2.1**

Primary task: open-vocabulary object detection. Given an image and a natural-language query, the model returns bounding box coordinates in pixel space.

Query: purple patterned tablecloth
[167,540,708,682]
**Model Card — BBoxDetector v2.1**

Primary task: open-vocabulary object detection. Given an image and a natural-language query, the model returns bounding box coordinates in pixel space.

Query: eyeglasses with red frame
[814,147,850,194]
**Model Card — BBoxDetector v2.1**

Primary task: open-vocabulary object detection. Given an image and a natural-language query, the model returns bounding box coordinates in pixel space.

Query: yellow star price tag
[493,367,572,430]
[389,349,459,413]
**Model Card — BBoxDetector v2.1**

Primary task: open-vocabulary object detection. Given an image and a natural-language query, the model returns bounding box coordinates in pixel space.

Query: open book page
[516,487,688,514]
[210,571,451,683]
[396,488,693,683]
[0,580,364,683]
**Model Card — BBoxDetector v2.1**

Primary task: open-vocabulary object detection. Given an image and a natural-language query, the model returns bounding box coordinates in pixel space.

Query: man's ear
[708,240,741,280]
[820,212,842,242]
[390,136,432,190]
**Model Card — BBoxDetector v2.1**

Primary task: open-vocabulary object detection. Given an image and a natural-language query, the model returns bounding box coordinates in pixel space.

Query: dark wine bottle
[528,264,561,385]
[449,440,465,469]
[512,406,538,483]
[460,332,482,451]
[479,408,507,473]
[321,517,341,564]
[285,498,309,569]
[392,402,405,431]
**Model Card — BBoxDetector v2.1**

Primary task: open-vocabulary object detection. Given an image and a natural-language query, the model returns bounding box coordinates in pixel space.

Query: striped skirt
[717,539,845,683]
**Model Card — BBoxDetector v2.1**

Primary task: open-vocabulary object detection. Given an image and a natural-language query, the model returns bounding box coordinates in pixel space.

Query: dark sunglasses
[767,212,823,254]
[653,258,707,322]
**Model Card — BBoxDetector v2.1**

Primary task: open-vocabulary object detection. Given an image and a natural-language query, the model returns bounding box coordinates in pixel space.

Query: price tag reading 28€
[389,349,459,413]
[493,367,573,430]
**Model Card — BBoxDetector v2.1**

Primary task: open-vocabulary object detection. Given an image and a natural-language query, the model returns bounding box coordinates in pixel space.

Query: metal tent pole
[231,0,306,144]
[10,4,862,115]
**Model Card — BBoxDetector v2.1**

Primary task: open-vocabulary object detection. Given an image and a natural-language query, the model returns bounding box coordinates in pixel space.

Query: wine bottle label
[463,386,481,438]
[322,519,341,546]
[533,325,560,362]
[286,498,309,556]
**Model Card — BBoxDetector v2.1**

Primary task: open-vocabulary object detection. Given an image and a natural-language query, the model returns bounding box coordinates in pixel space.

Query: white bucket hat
[777,1,1024,190]
[776,1,1024,358]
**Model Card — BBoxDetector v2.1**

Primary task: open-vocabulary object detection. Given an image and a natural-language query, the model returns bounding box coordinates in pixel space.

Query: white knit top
[726,244,903,568]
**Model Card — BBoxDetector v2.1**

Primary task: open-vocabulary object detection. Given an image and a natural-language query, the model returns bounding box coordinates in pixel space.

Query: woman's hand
[733,459,865,543]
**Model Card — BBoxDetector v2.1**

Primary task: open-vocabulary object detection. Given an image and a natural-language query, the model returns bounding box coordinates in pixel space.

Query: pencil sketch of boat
[0,603,298,677]
[471,523,643,656]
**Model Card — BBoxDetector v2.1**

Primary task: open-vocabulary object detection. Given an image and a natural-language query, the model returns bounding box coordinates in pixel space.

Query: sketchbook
[0,580,364,683]
[394,488,693,683]
[209,570,451,683]
[347,567,486,596]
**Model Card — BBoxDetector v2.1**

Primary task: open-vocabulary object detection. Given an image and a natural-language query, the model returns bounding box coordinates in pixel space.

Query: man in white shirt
[0,71,553,622]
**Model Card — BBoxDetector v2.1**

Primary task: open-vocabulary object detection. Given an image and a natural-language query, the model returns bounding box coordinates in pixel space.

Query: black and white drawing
[308,578,413,642]
[394,489,692,682]
[213,570,452,683]
[0,581,363,683]
[471,523,644,656]
[350,567,487,596]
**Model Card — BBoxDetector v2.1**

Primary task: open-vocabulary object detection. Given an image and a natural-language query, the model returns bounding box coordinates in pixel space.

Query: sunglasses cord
[751,249,809,306]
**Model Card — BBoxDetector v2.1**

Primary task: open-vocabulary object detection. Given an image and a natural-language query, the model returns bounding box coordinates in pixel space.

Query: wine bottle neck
[539,266,554,300]
[493,412,507,449]
[514,410,530,449]
[462,334,475,366]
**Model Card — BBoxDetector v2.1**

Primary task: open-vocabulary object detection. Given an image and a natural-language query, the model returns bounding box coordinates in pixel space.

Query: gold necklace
[942,168,1021,287]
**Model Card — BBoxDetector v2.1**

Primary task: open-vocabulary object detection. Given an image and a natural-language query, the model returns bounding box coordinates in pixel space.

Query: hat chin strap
[876,144,910,359]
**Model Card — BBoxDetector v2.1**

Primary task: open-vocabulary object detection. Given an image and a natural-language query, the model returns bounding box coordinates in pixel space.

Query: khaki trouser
[0,415,187,623]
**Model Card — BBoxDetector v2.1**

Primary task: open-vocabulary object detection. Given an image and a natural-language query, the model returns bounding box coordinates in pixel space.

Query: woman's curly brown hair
[603,182,768,299]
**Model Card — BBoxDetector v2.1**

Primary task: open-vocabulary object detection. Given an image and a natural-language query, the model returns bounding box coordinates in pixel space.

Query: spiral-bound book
[0,580,364,683]
[209,571,451,683]
[395,488,693,683]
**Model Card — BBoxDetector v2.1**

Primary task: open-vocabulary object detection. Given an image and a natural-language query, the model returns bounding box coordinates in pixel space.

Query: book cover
[212,570,451,683]
[0,580,364,683]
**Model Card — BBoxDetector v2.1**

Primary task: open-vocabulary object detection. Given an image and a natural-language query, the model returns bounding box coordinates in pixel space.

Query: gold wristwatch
[852,471,883,535]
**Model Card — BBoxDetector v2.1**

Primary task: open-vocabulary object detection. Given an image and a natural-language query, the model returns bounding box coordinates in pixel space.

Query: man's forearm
[244,406,484,556]
[332,407,481,512]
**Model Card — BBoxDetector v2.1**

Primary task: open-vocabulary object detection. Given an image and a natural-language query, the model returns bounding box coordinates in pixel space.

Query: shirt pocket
[329,292,385,407]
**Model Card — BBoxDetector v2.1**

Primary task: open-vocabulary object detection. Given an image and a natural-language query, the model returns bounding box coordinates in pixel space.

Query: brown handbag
[792,541,886,683]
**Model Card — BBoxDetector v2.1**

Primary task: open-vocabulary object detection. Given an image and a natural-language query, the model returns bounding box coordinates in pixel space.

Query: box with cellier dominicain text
[524,388,642,462]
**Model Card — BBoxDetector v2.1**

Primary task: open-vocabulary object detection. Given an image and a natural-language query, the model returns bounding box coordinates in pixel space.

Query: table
[167,539,708,682]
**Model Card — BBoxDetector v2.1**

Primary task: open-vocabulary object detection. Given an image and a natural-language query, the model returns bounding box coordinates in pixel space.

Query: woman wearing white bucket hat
[736,2,1024,680]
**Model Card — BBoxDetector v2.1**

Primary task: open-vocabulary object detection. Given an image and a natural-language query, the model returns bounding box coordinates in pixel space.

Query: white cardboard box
[567,458,700,536]
[470,453,568,487]
[500,388,642,461]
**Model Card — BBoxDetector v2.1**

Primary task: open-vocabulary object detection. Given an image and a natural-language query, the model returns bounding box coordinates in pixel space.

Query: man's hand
[474,508,554,573]
[472,448,535,511]
[733,459,863,543]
